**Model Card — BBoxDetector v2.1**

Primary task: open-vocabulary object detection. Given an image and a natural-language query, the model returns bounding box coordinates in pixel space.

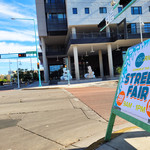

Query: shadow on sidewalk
[86,130,150,150]
[0,119,21,129]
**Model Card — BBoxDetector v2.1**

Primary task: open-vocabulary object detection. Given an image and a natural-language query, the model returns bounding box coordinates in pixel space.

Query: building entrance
[49,65,63,81]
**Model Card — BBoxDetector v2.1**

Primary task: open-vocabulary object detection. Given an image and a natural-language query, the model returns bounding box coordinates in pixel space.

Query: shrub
[116,67,122,74]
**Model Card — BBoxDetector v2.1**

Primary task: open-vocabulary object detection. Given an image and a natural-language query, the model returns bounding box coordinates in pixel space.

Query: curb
[21,85,92,90]
[21,87,63,90]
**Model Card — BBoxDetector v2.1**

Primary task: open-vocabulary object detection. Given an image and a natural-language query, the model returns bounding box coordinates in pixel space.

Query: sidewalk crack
[17,125,64,147]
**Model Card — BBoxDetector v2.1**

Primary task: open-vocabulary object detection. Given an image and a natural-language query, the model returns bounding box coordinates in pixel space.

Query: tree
[23,71,32,82]
[6,75,11,81]
[0,75,4,80]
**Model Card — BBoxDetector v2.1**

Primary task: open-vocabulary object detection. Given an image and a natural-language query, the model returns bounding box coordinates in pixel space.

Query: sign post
[105,39,150,141]
[99,0,137,32]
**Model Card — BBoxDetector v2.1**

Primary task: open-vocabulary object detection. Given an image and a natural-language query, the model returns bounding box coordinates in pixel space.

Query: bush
[116,67,122,74]
[3,79,7,83]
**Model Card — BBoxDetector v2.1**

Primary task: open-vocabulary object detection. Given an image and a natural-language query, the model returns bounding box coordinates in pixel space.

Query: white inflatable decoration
[60,68,72,80]
[84,66,95,79]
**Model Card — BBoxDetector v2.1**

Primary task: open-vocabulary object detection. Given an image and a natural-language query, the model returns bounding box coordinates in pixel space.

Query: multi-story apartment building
[36,0,150,82]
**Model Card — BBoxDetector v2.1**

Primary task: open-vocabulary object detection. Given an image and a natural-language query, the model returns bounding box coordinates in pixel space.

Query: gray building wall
[36,0,47,37]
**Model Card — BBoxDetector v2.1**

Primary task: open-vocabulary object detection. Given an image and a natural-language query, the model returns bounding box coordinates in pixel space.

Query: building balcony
[47,19,67,32]
[67,32,117,45]
[46,46,66,56]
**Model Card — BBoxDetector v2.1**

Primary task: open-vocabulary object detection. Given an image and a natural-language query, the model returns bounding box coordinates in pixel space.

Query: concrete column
[68,56,71,73]
[106,26,111,38]
[41,37,49,82]
[98,50,104,78]
[72,27,77,39]
[107,44,114,78]
[73,46,80,80]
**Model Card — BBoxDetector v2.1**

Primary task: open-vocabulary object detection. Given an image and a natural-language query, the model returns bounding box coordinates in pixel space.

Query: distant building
[35,0,150,82]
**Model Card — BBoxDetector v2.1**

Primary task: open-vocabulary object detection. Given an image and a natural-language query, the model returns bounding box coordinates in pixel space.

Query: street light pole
[139,16,144,43]
[11,18,42,87]
[9,59,12,85]
[17,59,20,89]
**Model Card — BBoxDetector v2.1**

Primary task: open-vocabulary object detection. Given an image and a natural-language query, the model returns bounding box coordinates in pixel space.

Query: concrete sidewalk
[95,127,150,150]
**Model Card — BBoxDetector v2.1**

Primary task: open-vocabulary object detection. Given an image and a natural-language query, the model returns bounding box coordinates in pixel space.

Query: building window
[48,13,66,20]
[99,7,107,13]
[144,23,150,33]
[122,51,127,62]
[72,8,78,14]
[131,7,142,14]
[131,23,137,34]
[85,8,90,14]
[149,6,150,12]
[118,7,122,13]
[48,0,55,3]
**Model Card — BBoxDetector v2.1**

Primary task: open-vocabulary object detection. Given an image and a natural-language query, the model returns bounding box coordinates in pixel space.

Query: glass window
[48,0,55,3]
[99,7,107,13]
[122,51,127,62]
[131,23,137,34]
[131,7,142,14]
[118,7,122,13]
[85,8,90,14]
[58,14,64,19]
[144,23,150,33]
[149,6,150,12]
[49,14,53,20]
[72,8,77,14]
[48,13,66,20]
[61,0,65,3]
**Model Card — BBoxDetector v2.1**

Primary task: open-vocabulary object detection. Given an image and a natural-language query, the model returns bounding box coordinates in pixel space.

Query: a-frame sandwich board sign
[105,39,150,141]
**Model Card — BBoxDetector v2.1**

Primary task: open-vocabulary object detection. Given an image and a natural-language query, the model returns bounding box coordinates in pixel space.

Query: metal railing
[47,19,67,31]
[70,32,112,39]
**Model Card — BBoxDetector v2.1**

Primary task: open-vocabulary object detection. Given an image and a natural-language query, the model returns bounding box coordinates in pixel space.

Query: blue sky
[0,0,42,75]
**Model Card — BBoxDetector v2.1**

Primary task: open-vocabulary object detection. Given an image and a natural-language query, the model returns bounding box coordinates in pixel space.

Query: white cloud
[0,42,36,54]
[0,30,35,42]
[0,42,41,63]
[0,1,35,19]
[0,58,37,63]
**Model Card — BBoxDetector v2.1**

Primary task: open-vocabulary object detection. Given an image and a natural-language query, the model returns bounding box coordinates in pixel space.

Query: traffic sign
[0,51,37,59]
[105,9,114,25]
[99,0,137,32]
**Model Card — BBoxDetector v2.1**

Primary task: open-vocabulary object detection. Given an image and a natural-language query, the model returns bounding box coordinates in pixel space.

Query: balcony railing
[70,32,111,39]
[46,47,66,56]
[47,19,67,31]
[67,31,117,43]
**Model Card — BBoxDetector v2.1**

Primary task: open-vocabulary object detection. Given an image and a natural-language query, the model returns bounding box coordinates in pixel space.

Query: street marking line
[113,126,138,134]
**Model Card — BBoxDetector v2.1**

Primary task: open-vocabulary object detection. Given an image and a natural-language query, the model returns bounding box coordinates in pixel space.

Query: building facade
[36,0,150,82]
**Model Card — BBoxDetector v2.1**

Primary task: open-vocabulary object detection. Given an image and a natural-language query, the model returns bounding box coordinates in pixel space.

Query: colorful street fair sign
[105,39,150,141]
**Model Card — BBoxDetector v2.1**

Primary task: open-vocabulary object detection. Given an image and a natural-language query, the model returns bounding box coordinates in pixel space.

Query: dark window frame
[131,6,142,15]
[85,7,90,14]
[99,7,107,13]
[72,8,78,14]
[118,7,122,13]
[144,23,150,33]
